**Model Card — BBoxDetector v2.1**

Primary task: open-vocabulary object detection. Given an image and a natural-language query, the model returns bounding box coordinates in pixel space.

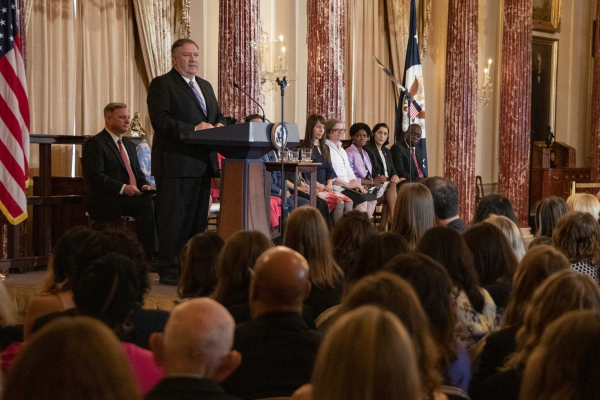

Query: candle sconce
[478,59,494,107]
[251,29,289,95]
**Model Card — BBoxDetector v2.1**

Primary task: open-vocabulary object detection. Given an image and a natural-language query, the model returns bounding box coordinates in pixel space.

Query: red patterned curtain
[218,0,261,123]
[307,0,346,120]
[498,0,533,227]
[591,0,600,181]
[444,0,478,223]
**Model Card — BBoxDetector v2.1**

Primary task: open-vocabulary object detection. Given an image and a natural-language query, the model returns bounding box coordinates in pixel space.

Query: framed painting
[533,0,562,33]
[531,36,558,143]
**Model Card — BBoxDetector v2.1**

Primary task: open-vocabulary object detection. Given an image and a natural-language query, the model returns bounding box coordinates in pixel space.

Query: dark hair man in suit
[147,39,226,285]
[81,103,158,258]
[390,123,427,182]
[421,176,468,234]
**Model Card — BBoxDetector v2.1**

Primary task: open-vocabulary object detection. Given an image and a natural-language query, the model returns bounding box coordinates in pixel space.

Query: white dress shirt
[326,139,356,191]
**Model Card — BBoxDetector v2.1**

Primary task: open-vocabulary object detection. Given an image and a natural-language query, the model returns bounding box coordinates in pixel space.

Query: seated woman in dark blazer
[390,123,427,182]
[363,123,402,187]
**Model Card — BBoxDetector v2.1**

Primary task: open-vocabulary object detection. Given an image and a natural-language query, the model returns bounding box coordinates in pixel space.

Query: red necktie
[118,139,137,186]
[412,151,424,178]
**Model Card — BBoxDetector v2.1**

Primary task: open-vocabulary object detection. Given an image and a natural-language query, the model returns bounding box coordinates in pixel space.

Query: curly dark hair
[349,123,371,139]
[553,211,600,267]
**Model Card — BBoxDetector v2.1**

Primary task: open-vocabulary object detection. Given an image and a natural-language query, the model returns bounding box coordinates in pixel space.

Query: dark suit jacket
[364,144,398,178]
[82,129,149,219]
[146,377,241,400]
[222,312,323,400]
[390,141,428,181]
[147,68,225,178]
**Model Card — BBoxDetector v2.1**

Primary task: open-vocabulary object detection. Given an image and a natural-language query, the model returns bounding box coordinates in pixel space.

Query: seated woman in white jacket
[325,119,378,217]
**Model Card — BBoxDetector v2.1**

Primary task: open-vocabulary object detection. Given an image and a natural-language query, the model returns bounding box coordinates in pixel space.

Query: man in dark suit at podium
[82,103,158,257]
[148,38,226,285]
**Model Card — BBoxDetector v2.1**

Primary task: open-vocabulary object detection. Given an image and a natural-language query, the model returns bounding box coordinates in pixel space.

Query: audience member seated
[520,310,600,400]
[485,215,526,261]
[81,102,158,260]
[331,210,375,274]
[552,211,600,282]
[291,306,422,400]
[176,232,225,303]
[391,182,435,249]
[534,196,568,238]
[222,247,322,399]
[390,123,427,181]
[2,316,142,400]
[422,176,468,234]
[4,254,163,392]
[472,194,518,225]
[146,298,242,400]
[23,226,93,340]
[212,231,273,309]
[418,227,497,350]
[302,114,352,224]
[337,272,443,399]
[464,223,517,318]
[476,270,600,400]
[325,119,377,217]
[469,245,569,399]
[284,207,345,318]
[566,192,600,220]
[386,253,471,391]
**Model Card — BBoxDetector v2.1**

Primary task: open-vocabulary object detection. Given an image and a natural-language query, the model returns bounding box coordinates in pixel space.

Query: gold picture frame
[533,0,562,33]
[531,36,559,142]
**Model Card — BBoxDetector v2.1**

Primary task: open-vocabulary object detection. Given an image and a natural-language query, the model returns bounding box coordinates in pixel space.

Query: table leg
[310,170,317,207]
[293,167,298,209]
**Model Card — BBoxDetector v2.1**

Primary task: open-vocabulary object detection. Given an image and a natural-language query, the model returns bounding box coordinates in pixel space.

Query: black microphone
[233,82,266,122]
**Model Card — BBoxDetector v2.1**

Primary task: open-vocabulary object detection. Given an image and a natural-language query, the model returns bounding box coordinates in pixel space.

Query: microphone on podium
[233,82,266,122]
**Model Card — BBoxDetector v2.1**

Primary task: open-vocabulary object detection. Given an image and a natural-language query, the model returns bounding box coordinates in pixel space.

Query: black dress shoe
[158,274,179,286]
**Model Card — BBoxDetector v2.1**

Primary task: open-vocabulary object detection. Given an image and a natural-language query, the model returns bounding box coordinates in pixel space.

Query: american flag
[0,0,29,225]
[409,100,421,120]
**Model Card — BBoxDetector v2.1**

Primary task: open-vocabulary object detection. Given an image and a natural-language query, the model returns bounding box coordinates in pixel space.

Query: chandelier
[251,29,289,94]
[478,59,493,107]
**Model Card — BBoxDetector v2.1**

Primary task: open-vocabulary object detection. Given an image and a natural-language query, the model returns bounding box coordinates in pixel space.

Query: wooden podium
[181,122,299,241]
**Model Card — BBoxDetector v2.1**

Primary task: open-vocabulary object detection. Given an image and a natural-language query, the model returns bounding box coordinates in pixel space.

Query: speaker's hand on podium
[195,122,214,130]
[215,123,224,128]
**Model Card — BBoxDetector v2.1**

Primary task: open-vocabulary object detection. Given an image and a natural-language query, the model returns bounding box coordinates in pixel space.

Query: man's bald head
[250,247,311,317]
[152,298,240,379]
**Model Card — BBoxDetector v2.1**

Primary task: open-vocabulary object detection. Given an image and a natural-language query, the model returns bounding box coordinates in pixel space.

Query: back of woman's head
[520,310,600,400]
[502,245,570,328]
[417,226,485,313]
[348,232,409,286]
[178,232,225,299]
[284,206,344,291]
[212,230,273,306]
[74,231,149,303]
[331,210,375,274]
[485,214,526,261]
[339,272,441,396]
[391,183,435,249]
[385,253,457,374]
[535,196,568,237]
[3,316,140,400]
[567,193,600,220]
[46,226,94,293]
[463,222,518,286]
[552,211,600,265]
[472,193,518,225]
[311,305,421,400]
[505,270,600,370]
[73,253,140,331]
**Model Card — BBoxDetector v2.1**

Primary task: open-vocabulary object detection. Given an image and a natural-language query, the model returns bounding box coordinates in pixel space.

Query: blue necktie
[189,80,207,116]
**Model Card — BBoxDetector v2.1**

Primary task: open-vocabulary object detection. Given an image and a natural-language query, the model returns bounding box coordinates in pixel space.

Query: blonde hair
[391,183,435,249]
[503,270,600,370]
[520,310,600,400]
[567,193,600,220]
[283,206,344,290]
[485,214,526,261]
[311,305,421,400]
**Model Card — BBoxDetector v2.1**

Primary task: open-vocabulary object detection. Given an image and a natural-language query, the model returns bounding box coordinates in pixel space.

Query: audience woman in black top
[302,114,351,223]
[176,232,225,302]
[331,210,375,275]
[476,270,600,400]
[363,123,401,185]
[464,223,518,317]
[284,206,345,318]
[534,195,568,237]
[391,182,435,250]
[469,245,569,399]
[472,194,518,225]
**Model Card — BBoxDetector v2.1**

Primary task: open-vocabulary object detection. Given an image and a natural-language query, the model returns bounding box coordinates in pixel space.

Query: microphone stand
[276,77,289,233]
[233,82,266,122]
[405,91,412,183]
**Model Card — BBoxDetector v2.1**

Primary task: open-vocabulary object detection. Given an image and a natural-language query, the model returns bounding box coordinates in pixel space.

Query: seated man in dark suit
[82,103,157,257]
[222,247,323,400]
[421,176,468,233]
[146,298,242,400]
[390,123,428,182]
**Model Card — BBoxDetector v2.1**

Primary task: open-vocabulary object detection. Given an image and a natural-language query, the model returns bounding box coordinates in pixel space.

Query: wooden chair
[570,181,600,197]
[439,385,471,400]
